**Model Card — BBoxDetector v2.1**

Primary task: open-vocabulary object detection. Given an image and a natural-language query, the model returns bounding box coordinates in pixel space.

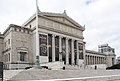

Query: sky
[0,0,120,57]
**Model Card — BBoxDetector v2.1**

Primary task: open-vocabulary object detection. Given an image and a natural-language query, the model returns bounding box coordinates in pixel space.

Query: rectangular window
[20,52,26,61]
[23,29,25,33]
[8,39,10,44]
[19,28,21,32]
[8,53,10,61]
[14,28,17,31]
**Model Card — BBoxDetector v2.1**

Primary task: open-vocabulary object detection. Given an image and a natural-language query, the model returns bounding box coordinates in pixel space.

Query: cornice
[86,50,106,56]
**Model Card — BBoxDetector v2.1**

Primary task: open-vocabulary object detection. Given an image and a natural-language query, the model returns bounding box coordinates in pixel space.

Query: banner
[39,34,47,56]
[78,43,84,59]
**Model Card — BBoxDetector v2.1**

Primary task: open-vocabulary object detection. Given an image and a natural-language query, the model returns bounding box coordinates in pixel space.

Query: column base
[34,55,41,69]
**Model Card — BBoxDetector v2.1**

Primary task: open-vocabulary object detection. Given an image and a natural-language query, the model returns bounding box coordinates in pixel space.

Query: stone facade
[2,25,33,69]
[0,11,116,70]
[85,44,116,69]
[116,56,120,64]
[0,33,3,62]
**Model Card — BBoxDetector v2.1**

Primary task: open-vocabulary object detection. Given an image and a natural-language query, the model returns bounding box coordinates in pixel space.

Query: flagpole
[35,0,40,69]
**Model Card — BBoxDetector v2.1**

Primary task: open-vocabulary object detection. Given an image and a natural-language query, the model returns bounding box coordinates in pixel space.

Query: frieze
[39,17,83,37]
[39,25,84,39]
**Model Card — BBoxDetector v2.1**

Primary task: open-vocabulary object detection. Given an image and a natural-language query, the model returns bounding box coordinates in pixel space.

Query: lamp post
[35,0,40,69]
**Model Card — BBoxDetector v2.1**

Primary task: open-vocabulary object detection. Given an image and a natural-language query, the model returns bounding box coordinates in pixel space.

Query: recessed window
[29,25,32,28]
[19,28,21,32]
[8,39,10,44]
[14,28,17,31]
[23,29,25,33]
[20,52,26,61]
[4,42,6,47]
[8,53,10,61]
[27,31,29,34]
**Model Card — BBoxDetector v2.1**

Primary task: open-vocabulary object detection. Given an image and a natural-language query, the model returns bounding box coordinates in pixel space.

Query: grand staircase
[4,69,120,81]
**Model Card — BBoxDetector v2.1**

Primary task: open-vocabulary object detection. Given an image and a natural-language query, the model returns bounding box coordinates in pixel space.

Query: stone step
[4,69,120,81]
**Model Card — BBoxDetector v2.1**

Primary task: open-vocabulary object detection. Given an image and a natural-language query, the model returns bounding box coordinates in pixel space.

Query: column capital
[52,34,56,37]
[59,36,63,39]
[72,39,75,42]
[66,37,69,40]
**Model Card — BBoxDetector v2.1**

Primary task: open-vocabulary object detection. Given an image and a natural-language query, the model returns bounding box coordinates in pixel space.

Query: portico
[47,33,85,66]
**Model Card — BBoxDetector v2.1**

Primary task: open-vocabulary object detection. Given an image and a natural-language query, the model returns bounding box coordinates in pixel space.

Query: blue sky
[0,0,120,57]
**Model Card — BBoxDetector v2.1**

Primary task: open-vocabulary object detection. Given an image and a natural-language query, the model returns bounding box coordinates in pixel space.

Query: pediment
[50,16,77,27]
[40,12,84,30]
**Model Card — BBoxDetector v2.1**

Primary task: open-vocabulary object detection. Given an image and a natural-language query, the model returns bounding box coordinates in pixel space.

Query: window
[8,39,10,44]
[8,53,10,61]
[14,28,17,31]
[23,29,25,33]
[4,42,6,47]
[27,31,29,34]
[19,28,21,32]
[101,49,103,53]
[20,52,26,61]
[29,25,31,28]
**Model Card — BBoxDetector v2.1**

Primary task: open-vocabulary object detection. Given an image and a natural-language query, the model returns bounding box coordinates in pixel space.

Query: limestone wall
[86,64,107,70]
[106,54,116,67]
[10,26,33,63]
[0,36,3,62]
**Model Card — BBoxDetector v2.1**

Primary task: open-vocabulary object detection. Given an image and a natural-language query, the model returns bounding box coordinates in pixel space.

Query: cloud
[0,0,119,57]
[82,0,120,57]
[85,0,97,5]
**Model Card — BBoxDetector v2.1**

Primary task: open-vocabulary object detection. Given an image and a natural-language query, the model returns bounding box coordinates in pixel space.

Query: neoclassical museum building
[0,10,116,70]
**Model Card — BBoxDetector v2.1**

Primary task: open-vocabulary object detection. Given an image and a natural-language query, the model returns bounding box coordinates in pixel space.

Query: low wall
[41,61,65,70]
[86,64,107,70]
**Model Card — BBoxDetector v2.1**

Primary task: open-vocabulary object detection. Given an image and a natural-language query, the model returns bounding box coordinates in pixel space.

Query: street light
[34,0,40,69]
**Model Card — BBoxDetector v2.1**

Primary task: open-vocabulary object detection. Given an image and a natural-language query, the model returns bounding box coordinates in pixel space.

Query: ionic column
[94,56,96,64]
[88,55,90,65]
[76,41,79,65]
[104,57,106,64]
[89,56,91,65]
[87,55,88,65]
[91,56,93,65]
[92,56,94,65]
[52,35,55,62]
[99,57,101,64]
[102,57,104,64]
[90,56,92,65]
[96,57,98,64]
[97,57,99,64]
[66,38,69,65]
[71,39,75,65]
[102,57,103,64]
[86,55,88,65]
[59,36,62,61]
[99,57,100,64]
